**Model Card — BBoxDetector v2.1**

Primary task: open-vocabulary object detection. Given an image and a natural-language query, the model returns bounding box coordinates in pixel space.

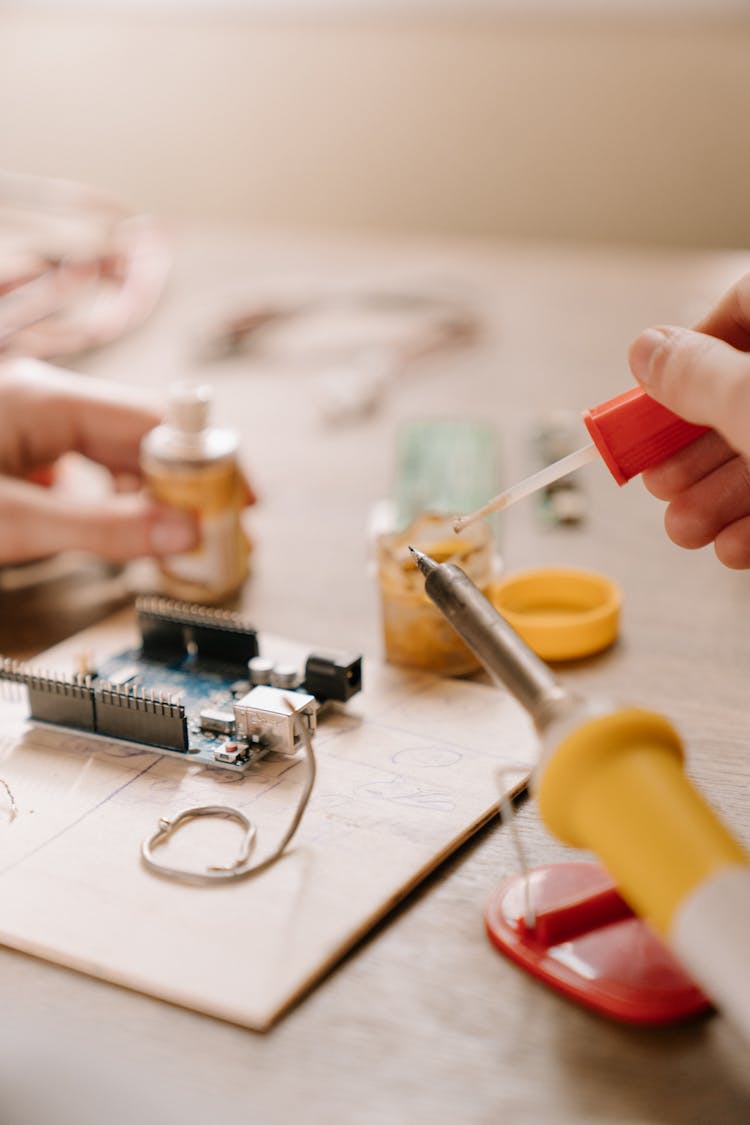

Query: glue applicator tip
[453,505,489,533]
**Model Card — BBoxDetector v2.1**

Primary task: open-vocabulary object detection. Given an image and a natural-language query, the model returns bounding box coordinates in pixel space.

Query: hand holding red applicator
[454,386,708,532]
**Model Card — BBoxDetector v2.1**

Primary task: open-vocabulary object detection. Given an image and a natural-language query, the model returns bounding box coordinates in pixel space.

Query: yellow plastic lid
[489,567,621,662]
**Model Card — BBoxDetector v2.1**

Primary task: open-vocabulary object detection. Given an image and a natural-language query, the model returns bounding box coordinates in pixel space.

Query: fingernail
[630,327,669,386]
[150,512,197,555]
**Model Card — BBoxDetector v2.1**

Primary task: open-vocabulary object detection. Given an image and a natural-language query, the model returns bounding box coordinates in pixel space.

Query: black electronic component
[94,686,188,753]
[304,651,362,703]
[28,675,96,730]
[190,621,258,667]
[136,597,258,670]
[138,611,185,659]
[0,660,96,730]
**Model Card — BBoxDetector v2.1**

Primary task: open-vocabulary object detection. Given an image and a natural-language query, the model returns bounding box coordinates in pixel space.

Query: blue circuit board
[96,649,258,769]
[1,598,362,774]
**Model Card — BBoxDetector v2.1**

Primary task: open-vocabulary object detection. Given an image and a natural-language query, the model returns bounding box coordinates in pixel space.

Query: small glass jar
[377,511,495,675]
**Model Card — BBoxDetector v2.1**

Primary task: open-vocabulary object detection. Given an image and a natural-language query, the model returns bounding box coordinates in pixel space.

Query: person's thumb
[629,325,750,459]
[0,479,199,565]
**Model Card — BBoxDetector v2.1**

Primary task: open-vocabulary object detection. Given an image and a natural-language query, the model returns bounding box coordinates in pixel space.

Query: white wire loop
[140,702,316,886]
[0,778,17,822]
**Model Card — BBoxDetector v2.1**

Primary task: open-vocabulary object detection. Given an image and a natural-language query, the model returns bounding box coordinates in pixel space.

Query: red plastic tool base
[485,862,710,1025]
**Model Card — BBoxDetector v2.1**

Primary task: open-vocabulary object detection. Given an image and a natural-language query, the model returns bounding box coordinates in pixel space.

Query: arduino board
[0,598,362,772]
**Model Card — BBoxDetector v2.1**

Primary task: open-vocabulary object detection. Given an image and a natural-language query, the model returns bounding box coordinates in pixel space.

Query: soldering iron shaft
[409,548,571,728]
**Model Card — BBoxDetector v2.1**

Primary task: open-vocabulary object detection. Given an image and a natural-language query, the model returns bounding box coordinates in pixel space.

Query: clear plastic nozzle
[453,442,598,533]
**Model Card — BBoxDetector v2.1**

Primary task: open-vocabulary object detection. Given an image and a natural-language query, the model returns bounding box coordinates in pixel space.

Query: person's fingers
[714,515,750,569]
[0,361,261,505]
[694,272,750,351]
[641,430,735,501]
[660,455,750,550]
[629,325,750,460]
[112,472,143,494]
[0,358,161,477]
[0,477,198,565]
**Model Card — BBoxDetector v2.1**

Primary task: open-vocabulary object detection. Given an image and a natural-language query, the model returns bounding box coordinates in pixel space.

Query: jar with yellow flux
[377,512,494,675]
[141,384,250,604]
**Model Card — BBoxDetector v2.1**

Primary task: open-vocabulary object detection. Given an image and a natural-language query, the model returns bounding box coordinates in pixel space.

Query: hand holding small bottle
[0,359,254,572]
[140,383,254,602]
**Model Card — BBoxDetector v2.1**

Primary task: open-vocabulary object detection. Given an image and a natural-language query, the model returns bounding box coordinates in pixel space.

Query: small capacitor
[248,656,274,686]
[270,663,301,689]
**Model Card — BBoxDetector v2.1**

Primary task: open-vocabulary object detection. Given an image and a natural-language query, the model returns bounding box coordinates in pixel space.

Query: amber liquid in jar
[377,512,494,675]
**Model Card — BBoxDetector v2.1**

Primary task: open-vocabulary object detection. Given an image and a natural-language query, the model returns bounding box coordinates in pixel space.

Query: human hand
[0,359,200,565]
[629,273,750,569]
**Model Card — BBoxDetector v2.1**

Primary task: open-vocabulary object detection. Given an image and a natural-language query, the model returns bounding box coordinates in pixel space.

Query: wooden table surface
[1,230,749,1124]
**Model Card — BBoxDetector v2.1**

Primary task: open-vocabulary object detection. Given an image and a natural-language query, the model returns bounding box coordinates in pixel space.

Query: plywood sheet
[0,613,534,1029]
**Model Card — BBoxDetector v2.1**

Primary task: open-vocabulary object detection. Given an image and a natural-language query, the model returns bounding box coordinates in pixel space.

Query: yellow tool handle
[536,708,749,936]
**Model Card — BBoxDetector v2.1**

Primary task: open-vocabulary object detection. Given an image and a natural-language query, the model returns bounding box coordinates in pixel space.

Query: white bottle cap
[167,384,212,434]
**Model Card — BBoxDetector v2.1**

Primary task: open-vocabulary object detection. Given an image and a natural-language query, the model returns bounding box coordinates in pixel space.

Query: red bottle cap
[583,387,709,485]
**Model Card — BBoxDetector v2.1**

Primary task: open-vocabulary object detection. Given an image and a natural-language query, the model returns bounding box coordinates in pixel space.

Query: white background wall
[3,6,750,247]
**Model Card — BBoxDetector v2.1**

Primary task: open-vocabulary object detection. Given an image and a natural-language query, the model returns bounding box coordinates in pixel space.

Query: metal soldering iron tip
[408,546,438,578]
